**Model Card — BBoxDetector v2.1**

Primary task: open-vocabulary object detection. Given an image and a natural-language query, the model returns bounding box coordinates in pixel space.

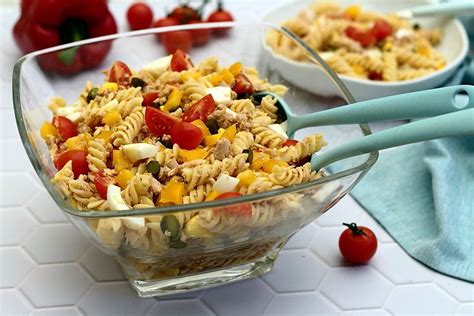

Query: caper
[243,149,253,164]
[160,138,173,149]
[160,215,181,239]
[413,23,420,30]
[169,239,187,249]
[131,77,146,88]
[146,160,160,175]
[206,118,220,134]
[86,87,99,102]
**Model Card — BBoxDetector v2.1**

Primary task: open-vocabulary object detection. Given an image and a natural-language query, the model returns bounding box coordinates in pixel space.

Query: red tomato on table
[162,30,193,54]
[127,2,154,30]
[182,94,216,123]
[108,61,132,85]
[215,192,252,217]
[339,222,378,264]
[170,121,203,150]
[145,106,180,137]
[169,5,200,24]
[153,17,180,41]
[94,170,116,199]
[207,7,234,34]
[54,150,89,179]
[188,20,211,46]
[170,49,194,72]
[52,116,77,141]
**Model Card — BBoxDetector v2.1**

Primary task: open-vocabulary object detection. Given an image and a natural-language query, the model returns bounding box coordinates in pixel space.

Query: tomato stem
[217,0,223,11]
[343,222,367,236]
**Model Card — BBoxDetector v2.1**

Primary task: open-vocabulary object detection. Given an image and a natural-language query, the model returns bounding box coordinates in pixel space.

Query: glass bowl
[13,22,377,297]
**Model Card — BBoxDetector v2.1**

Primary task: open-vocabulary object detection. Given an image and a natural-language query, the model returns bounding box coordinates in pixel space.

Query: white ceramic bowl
[262,0,469,101]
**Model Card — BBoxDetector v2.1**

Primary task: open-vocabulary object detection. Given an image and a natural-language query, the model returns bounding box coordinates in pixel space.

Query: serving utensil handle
[398,1,474,18]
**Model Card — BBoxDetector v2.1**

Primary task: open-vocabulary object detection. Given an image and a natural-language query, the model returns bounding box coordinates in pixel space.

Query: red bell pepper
[13,0,117,74]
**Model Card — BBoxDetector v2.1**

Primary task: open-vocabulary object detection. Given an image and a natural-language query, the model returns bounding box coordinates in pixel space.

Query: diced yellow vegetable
[344,4,361,18]
[352,64,365,76]
[113,150,132,172]
[116,169,134,189]
[237,170,257,186]
[178,148,208,162]
[40,122,57,139]
[102,110,122,126]
[205,190,221,201]
[204,130,225,147]
[219,69,234,85]
[94,130,114,142]
[191,119,211,137]
[209,73,223,86]
[221,124,237,141]
[159,177,185,204]
[101,82,118,92]
[251,151,271,171]
[229,62,243,76]
[262,160,289,173]
[184,215,213,238]
[416,44,431,57]
[64,133,92,150]
[181,71,202,81]
[162,88,182,112]
[435,61,445,70]
[383,41,393,51]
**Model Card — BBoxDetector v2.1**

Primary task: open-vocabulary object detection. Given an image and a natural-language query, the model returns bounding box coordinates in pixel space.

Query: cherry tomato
[207,2,234,34]
[182,94,216,123]
[368,71,383,81]
[371,18,393,42]
[170,121,203,150]
[345,26,376,48]
[188,20,211,46]
[162,30,193,54]
[170,49,194,72]
[215,192,252,217]
[282,139,299,147]
[145,106,180,137]
[108,61,132,85]
[231,73,254,95]
[94,170,116,199]
[143,92,159,107]
[54,150,89,179]
[52,116,77,141]
[127,2,154,30]
[169,5,200,24]
[339,222,378,264]
[153,17,180,41]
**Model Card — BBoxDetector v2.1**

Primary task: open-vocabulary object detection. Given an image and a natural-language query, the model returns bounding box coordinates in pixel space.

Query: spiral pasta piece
[181,80,208,103]
[183,183,213,204]
[398,68,434,80]
[112,108,144,146]
[229,99,255,114]
[231,131,254,155]
[259,95,278,121]
[251,126,286,148]
[122,174,152,207]
[394,49,435,69]
[68,175,95,207]
[269,163,312,186]
[52,161,74,196]
[239,175,283,195]
[86,139,109,173]
[382,52,398,81]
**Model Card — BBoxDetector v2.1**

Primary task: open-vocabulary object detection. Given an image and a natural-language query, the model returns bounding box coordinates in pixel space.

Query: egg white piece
[121,143,159,163]
[268,123,289,139]
[206,86,232,105]
[142,55,172,76]
[213,174,240,193]
[107,185,129,211]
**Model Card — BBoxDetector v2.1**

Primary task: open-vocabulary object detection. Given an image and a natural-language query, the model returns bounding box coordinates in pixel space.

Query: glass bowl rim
[12,21,378,218]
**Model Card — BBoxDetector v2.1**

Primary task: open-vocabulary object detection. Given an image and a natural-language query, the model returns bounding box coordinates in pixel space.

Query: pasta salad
[266,1,446,81]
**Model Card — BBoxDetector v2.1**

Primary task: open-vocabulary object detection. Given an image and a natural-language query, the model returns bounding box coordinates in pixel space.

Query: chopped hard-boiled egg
[142,55,172,77]
[107,184,129,211]
[318,52,334,60]
[55,103,82,123]
[268,124,288,139]
[121,143,159,163]
[206,86,232,104]
[121,216,146,230]
[395,28,413,39]
[225,108,238,119]
[212,174,240,193]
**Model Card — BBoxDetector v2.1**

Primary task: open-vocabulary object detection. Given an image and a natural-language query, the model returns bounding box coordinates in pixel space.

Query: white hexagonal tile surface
[264,293,339,315]
[79,246,124,282]
[0,289,32,315]
[0,247,35,288]
[0,207,37,246]
[148,299,214,316]
[26,189,68,223]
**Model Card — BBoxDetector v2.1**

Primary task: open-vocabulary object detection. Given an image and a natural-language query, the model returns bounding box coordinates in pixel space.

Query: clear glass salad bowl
[13,22,377,297]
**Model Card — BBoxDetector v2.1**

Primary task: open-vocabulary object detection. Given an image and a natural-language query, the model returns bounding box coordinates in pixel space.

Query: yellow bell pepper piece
[40,122,57,140]
[191,119,211,137]
[237,170,257,186]
[94,130,114,142]
[178,148,208,162]
[101,82,118,92]
[208,73,223,86]
[162,88,182,112]
[184,215,213,238]
[204,130,225,147]
[221,124,237,141]
[352,64,365,76]
[219,69,234,85]
[205,190,221,201]
[344,4,361,18]
[251,151,271,171]
[116,169,134,189]
[113,150,132,172]
[382,41,393,51]
[103,110,122,126]
[181,71,202,81]
[159,177,185,204]
[416,44,431,57]
[229,62,243,76]
[65,133,92,150]
[262,160,289,173]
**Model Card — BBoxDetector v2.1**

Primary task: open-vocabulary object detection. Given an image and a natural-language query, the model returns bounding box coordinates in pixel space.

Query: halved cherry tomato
[108,61,132,85]
[94,170,116,199]
[54,150,89,179]
[143,92,159,107]
[170,49,194,72]
[127,2,154,30]
[282,139,299,147]
[371,18,393,42]
[153,17,180,41]
[145,106,180,137]
[182,94,216,123]
[231,73,254,95]
[52,116,77,141]
[368,71,383,81]
[169,5,200,24]
[339,222,377,264]
[207,5,234,34]
[170,121,203,150]
[162,30,193,54]
[188,20,211,46]
[345,26,376,48]
[215,192,252,217]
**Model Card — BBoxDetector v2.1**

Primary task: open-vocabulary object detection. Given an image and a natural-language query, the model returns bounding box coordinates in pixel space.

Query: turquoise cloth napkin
[346,16,474,282]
